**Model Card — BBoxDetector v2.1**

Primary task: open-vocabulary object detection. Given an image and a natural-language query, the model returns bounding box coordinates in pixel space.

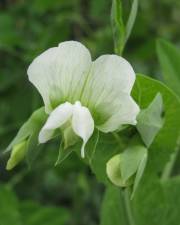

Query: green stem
[8,169,28,187]
[123,188,135,225]
[161,145,179,180]
[161,135,180,180]
[112,132,127,150]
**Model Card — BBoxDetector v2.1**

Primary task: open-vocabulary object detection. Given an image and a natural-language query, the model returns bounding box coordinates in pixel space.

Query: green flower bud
[106,154,133,187]
[5,107,48,170]
[6,141,27,170]
[106,145,148,197]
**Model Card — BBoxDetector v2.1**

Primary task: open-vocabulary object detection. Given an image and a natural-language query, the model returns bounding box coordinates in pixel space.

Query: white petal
[72,101,94,158]
[27,41,92,113]
[97,95,140,132]
[81,55,138,131]
[39,102,73,143]
[82,54,135,105]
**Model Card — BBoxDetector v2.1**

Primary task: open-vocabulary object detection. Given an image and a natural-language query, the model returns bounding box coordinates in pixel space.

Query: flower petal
[72,101,94,158]
[39,102,73,143]
[27,41,91,113]
[82,54,135,105]
[81,55,139,131]
[97,94,140,132]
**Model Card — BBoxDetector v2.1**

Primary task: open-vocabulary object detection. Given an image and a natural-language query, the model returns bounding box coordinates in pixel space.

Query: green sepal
[136,93,164,147]
[106,154,133,187]
[55,129,100,166]
[55,140,75,166]
[111,0,138,55]
[111,0,125,55]
[106,141,148,197]
[5,107,48,169]
[63,126,79,149]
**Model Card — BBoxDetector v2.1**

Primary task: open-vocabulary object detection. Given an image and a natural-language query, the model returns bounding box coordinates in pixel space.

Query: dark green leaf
[21,201,70,225]
[125,0,138,43]
[55,141,74,165]
[0,185,22,225]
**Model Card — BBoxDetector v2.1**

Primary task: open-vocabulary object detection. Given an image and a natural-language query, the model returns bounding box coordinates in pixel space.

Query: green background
[0,0,180,224]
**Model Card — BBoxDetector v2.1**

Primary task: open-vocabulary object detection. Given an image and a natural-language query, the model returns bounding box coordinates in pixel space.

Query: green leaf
[25,129,43,166]
[131,176,180,225]
[136,93,164,147]
[55,141,74,165]
[0,185,70,225]
[157,39,180,97]
[131,148,147,198]
[89,133,121,185]
[101,176,180,225]
[5,107,47,152]
[21,201,70,225]
[162,176,180,225]
[111,0,138,55]
[100,186,128,225]
[132,74,180,175]
[132,176,167,225]
[0,185,22,225]
[111,0,125,55]
[125,0,138,43]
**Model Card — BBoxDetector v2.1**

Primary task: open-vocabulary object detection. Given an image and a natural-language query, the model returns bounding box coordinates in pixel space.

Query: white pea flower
[27,41,139,157]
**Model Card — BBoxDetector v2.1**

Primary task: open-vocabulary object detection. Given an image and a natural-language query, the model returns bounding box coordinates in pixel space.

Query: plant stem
[112,132,127,150]
[123,188,135,225]
[161,135,180,180]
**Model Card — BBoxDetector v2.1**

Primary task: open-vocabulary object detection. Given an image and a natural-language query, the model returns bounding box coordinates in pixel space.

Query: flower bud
[6,141,27,170]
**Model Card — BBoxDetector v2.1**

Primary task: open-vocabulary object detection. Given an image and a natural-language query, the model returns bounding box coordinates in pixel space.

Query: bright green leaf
[132,176,180,225]
[162,176,180,225]
[100,186,128,225]
[132,176,166,225]
[132,74,180,175]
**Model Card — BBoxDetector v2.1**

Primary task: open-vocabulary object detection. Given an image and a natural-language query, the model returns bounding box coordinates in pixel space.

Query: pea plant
[4,0,180,224]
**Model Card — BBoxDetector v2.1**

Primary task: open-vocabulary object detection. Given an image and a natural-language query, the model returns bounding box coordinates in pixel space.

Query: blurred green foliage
[0,0,180,224]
